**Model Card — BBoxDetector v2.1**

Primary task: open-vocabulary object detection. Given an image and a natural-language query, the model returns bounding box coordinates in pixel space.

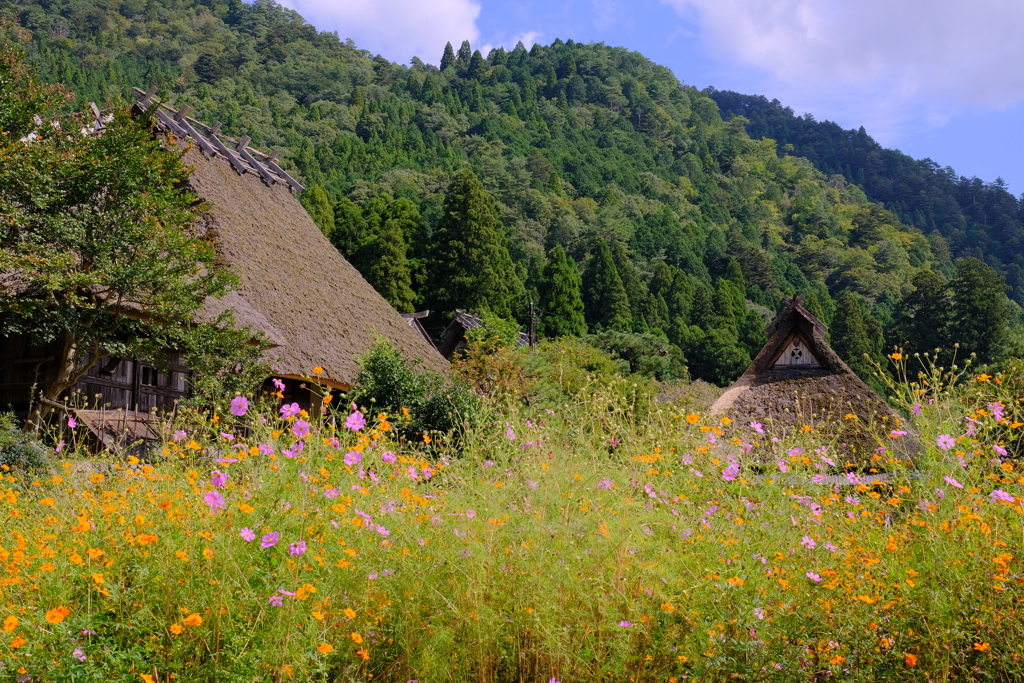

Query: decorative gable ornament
[710,295,917,461]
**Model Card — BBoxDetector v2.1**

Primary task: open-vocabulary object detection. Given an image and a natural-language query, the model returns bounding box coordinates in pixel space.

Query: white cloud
[280,0,481,65]
[662,0,1024,140]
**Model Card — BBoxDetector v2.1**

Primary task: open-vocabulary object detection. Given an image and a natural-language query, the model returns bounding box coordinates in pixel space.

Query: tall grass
[2,362,1024,681]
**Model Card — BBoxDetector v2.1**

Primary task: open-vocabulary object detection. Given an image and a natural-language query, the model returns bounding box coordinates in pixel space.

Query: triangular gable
[770,330,821,368]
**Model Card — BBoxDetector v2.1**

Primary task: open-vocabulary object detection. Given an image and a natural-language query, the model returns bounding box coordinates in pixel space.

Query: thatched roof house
[132,90,448,396]
[710,295,915,459]
[438,310,530,360]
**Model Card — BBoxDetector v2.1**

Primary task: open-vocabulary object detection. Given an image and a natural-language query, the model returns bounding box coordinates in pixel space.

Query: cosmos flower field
[2,364,1024,682]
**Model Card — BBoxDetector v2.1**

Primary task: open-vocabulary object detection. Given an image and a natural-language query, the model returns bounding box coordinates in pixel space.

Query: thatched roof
[136,92,448,389]
[711,296,916,459]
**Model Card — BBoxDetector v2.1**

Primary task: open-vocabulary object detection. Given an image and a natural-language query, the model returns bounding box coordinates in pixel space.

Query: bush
[346,338,479,444]
[0,412,48,472]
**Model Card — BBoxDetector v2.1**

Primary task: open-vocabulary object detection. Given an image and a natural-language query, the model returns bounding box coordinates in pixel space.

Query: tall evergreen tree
[355,217,416,313]
[830,292,878,380]
[430,168,524,319]
[609,241,646,332]
[302,185,334,236]
[893,269,951,354]
[582,240,631,332]
[331,197,365,259]
[539,245,586,338]
[950,257,1012,364]
[440,42,456,71]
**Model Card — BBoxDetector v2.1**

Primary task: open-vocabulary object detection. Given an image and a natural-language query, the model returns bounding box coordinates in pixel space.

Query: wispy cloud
[280,0,481,65]
[662,0,1024,140]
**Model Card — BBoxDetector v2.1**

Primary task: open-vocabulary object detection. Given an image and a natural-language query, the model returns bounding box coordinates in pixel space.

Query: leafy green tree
[331,197,366,259]
[582,240,631,332]
[893,269,951,355]
[440,42,456,71]
[950,257,1012,364]
[302,184,334,236]
[353,214,416,313]
[430,168,524,319]
[539,245,587,338]
[829,292,881,380]
[609,241,646,332]
[0,40,261,413]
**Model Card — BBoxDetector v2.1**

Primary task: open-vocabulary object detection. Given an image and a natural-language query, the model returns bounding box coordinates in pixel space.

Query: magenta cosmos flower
[204,490,226,513]
[280,402,301,419]
[229,396,248,417]
[292,419,310,438]
[240,528,256,542]
[261,532,279,548]
[345,410,365,431]
[936,434,955,450]
[288,541,307,557]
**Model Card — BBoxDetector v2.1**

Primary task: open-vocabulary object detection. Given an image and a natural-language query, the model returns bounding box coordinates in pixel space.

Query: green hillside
[2,0,1013,384]
[710,89,1024,302]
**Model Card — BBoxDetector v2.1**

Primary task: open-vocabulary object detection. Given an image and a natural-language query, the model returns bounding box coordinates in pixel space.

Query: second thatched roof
[711,296,916,460]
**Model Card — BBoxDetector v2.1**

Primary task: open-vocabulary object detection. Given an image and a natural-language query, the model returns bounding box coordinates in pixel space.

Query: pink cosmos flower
[259,443,274,455]
[944,476,963,489]
[292,419,310,438]
[381,451,396,464]
[261,532,279,548]
[283,441,304,458]
[506,424,516,440]
[989,402,1005,422]
[344,451,362,466]
[173,430,187,441]
[466,509,476,519]
[268,595,284,607]
[345,411,365,431]
[750,421,764,434]
[240,528,256,542]
[911,403,922,417]
[806,572,822,582]
[67,417,77,429]
[288,541,306,557]
[777,460,789,473]
[721,463,739,481]
[936,434,955,450]
[619,620,631,627]
[993,444,1008,456]
[204,490,226,513]
[800,536,816,549]
[230,396,248,417]
[991,489,1015,503]
[598,478,613,490]
[211,471,228,488]
[280,402,301,419]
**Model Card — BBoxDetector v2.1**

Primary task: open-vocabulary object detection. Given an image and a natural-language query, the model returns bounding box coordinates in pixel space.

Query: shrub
[0,412,48,472]
[346,337,479,443]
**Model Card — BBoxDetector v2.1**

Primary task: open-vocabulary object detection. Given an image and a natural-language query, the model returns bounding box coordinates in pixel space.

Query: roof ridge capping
[131,86,305,193]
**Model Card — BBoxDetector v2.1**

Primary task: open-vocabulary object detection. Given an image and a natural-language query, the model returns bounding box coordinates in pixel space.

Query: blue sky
[280,0,1024,196]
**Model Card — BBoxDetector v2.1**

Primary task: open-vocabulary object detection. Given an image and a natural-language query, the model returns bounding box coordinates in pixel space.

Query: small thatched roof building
[710,295,915,459]
[137,90,448,392]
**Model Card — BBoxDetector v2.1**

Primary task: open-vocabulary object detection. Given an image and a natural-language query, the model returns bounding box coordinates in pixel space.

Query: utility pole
[529,302,536,348]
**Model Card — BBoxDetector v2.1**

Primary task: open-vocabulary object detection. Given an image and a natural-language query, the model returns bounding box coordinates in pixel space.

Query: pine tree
[894,269,951,354]
[456,40,472,69]
[330,198,365,259]
[539,245,586,338]
[950,257,1012,364]
[582,240,631,332]
[355,217,416,313]
[609,241,646,332]
[302,185,334,236]
[430,168,524,319]
[830,292,876,379]
[440,42,456,71]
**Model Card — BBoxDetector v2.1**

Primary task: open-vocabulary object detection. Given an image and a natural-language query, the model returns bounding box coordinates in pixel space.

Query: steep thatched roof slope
[183,146,448,387]
[133,91,448,389]
[711,296,916,459]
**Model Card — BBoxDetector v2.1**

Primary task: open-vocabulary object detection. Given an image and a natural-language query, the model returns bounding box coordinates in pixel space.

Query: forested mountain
[710,89,1024,302]
[1,0,1014,385]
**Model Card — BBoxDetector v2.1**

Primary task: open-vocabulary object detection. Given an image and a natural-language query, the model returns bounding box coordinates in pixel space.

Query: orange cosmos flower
[10,636,26,648]
[974,642,991,652]
[182,613,203,626]
[45,606,70,624]
[169,623,183,635]
[317,643,333,654]
[2,615,17,632]
[685,413,700,424]
[904,653,917,666]
[350,632,363,644]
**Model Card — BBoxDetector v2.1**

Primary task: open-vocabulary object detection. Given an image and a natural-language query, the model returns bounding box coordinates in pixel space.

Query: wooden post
[529,302,536,348]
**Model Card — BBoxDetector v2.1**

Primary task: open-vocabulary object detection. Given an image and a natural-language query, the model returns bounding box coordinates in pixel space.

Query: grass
[2,362,1024,682]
